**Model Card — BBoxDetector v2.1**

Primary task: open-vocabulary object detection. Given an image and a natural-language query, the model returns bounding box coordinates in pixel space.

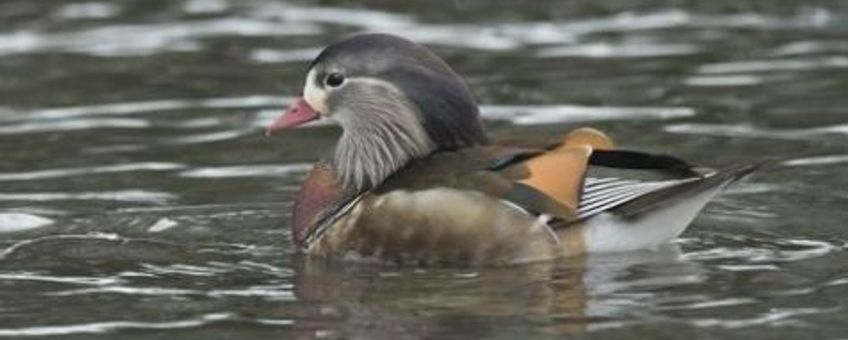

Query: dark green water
[1,0,847,338]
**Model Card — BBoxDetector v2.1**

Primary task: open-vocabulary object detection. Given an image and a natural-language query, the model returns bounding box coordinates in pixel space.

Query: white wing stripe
[583,178,633,189]
[579,195,653,218]
[578,186,657,216]
[577,178,697,219]
[584,177,620,184]
[581,180,645,200]
[580,183,660,206]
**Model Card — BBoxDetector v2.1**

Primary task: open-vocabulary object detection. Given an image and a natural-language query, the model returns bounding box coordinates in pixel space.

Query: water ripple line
[0,18,320,57]
[0,233,122,259]
[0,273,124,287]
[483,105,695,125]
[664,123,848,139]
[0,162,185,181]
[0,95,287,123]
[178,163,312,178]
[0,190,177,204]
[0,313,234,337]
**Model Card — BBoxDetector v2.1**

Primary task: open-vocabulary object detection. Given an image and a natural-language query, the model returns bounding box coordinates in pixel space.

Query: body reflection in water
[293,246,687,339]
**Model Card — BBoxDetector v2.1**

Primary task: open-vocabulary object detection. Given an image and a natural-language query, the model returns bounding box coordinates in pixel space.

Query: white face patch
[303,68,329,114]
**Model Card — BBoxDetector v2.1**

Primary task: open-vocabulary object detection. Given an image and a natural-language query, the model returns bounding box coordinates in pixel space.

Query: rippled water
[1,0,847,338]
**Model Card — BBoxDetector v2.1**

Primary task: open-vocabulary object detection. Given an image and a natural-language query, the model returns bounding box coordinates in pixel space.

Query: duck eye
[325,73,345,87]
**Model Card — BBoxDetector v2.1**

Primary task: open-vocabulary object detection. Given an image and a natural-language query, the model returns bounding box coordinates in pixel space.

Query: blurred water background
[0,0,847,338]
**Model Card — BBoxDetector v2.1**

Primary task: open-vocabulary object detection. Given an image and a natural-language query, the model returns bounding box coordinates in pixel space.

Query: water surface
[1,0,847,338]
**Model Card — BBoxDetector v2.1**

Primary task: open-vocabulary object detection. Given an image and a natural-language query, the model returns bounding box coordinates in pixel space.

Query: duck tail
[579,159,771,253]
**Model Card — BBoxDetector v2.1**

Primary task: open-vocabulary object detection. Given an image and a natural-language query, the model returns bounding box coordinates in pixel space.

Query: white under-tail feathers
[580,181,728,253]
[566,161,765,253]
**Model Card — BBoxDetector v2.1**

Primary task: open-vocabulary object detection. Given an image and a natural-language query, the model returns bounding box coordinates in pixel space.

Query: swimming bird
[266,33,762,266]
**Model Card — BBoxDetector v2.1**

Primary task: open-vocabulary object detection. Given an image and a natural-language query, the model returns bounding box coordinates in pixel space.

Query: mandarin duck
[266,34,763,266]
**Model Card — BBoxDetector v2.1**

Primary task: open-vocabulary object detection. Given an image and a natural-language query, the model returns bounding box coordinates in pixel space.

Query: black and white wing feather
[577,177,700,219]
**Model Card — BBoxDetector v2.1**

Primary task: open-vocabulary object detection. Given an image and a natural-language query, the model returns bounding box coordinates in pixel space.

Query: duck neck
[329,115,435,194]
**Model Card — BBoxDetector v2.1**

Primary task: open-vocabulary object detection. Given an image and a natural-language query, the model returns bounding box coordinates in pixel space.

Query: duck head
[267,34,488,193]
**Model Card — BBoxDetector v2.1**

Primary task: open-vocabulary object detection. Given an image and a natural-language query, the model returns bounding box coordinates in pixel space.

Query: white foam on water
[147,218,179,233]
[0,213,54,232]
